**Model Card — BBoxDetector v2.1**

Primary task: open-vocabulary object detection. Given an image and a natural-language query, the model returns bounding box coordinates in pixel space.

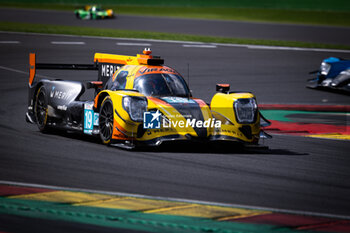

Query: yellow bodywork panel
[92,50,261,145]
[211,93,260,143]
[95,86,260,144]
[95,90,145,140]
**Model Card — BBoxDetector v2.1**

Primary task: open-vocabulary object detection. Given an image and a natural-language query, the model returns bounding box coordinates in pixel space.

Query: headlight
[234,98,257,124]
[122,96,147,122]
[320,62,331,76]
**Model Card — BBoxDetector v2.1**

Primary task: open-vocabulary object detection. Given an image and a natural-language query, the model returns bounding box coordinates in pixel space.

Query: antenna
[187,63,190,99]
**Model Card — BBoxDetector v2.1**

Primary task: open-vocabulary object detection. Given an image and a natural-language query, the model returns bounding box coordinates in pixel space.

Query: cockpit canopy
[133,73,190,97]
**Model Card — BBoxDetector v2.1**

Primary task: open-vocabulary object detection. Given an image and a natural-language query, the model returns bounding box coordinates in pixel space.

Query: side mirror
[216,84,230,93]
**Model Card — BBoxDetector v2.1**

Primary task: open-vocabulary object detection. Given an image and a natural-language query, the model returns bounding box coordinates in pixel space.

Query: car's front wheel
[99,96,114,144]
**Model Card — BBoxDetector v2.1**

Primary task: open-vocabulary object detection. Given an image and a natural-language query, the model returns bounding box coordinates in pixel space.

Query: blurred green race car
[75,5,114,20]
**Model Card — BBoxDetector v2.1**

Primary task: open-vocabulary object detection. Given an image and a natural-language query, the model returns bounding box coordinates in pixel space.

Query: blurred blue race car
[307,57,350,94]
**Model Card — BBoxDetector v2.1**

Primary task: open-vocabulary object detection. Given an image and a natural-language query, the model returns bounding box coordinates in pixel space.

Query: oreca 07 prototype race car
[307,57,350,94]
[26,49,270,149]
[75,5,114,20]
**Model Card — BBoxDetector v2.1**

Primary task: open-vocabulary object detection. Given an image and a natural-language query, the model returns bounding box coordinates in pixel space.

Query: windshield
[133,73,190,97]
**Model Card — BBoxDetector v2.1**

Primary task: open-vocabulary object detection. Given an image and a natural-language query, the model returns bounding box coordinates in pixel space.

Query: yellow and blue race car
[26,49,270,149]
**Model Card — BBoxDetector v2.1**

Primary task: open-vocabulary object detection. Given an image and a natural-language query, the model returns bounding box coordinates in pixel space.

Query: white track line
[0,31,202,45]
[0,65,27,75]
[117,42,152,46]
[182,44,217,48]
[214,43,350,53]
[246,44,350,53]
[0,65,53,79]
[1,180,349,220]
[51,41,85,45]
[2,31,349,53]
[0,41,20,44]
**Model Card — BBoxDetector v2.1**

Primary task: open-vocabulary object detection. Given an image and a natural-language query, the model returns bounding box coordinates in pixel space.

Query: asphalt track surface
[0,30,350,224]
[1,7,350,46]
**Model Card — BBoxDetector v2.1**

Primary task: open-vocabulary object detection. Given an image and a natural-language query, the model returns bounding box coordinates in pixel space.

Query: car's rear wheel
[99,96,114,144]
[34,86,50,132]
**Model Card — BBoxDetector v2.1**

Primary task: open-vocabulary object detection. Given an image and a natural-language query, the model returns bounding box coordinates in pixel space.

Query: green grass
[1,22,349,51]
[115,6,350,27]
[2,0,350,12]
[1,1,350,27]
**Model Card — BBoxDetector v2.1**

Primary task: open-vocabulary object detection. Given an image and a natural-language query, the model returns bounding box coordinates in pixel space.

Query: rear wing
[29,53,98,87]
[29,49,164,87]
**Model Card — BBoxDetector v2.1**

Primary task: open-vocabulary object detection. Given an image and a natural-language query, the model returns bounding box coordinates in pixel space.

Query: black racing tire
[75,13,80,19]
[34,86,50,133]
[99,96,114,145]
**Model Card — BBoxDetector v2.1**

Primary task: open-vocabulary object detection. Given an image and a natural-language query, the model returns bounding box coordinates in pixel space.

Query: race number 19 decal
[84,103,98,135]
[84,109,93,131]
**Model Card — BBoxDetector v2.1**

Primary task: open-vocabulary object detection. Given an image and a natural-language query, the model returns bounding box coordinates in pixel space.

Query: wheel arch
[94,91,110,112]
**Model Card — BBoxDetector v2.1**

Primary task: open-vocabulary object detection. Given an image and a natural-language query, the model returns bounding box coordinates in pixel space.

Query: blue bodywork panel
[307,57,350,94]
[322,57,350,79]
